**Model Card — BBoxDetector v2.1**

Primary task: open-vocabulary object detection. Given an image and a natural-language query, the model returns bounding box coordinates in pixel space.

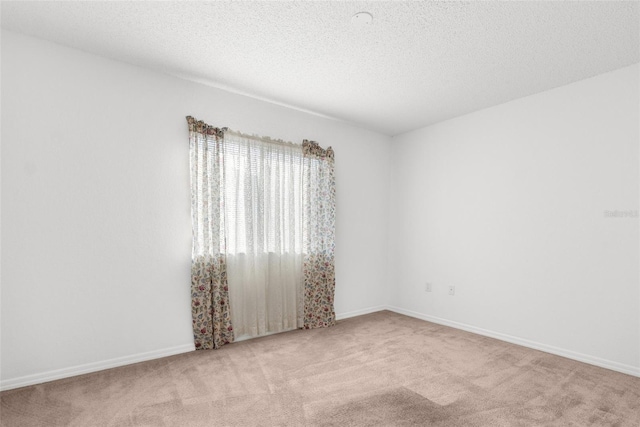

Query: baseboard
[386,306,640,378]
[4,305,636,391]
[0,343,195,392]
[336,305,388,321]
[0,306,388,391]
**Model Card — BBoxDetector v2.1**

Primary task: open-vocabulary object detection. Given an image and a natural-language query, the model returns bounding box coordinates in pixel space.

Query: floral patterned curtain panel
[302,140,337,328]
[187,116,234,349]
[187,117,336,350]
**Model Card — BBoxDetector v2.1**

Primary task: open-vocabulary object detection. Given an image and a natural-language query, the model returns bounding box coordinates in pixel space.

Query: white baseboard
[0,343,195,392]
[3,305,637,391]
[336,305,388,320]
[0,304,388,391]
[386,306,640,378]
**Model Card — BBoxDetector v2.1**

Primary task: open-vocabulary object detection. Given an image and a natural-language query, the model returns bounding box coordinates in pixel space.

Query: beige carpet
[1,311,639,426]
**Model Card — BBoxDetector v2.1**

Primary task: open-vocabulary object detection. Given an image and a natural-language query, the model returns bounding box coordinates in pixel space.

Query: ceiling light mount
[351,12,373,26]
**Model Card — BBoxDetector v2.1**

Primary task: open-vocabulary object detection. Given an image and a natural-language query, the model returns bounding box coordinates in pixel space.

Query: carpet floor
[1,311,639,426]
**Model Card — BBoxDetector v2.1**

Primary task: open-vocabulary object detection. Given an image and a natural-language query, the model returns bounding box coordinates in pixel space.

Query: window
[187,116,336,350]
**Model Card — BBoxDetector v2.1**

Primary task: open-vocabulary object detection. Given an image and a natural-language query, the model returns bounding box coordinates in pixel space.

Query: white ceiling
[2,1,639,136]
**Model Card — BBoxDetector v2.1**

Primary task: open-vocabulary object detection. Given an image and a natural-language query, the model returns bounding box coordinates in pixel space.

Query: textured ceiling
[2,1,639,136]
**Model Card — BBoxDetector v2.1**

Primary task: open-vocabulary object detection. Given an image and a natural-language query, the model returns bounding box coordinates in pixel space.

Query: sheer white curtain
[223,131,304,338]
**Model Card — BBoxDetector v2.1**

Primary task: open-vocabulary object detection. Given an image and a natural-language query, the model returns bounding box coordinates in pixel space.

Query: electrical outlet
[425,282,432,292]
[448,285,455,296]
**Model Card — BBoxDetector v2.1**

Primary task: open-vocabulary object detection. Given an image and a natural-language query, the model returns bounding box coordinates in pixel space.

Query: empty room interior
[1,1,639,426]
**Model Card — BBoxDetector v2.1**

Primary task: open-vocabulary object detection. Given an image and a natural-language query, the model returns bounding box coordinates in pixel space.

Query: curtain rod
[187,116,318,148]
[224,129,303,148]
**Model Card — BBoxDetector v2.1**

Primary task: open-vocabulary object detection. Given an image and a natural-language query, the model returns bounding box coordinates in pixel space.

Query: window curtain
[302,140,336,328]
[187,117,336,349]
[223,132,304,338]
[188,117,234,349]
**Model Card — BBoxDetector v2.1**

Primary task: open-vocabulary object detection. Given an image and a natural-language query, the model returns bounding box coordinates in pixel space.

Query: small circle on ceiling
[351,12,373,26]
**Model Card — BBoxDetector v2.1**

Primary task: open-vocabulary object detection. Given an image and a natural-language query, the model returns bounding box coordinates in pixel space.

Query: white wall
[389,64,640,375]
[2,29,638,390]
[0,30,391,388]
